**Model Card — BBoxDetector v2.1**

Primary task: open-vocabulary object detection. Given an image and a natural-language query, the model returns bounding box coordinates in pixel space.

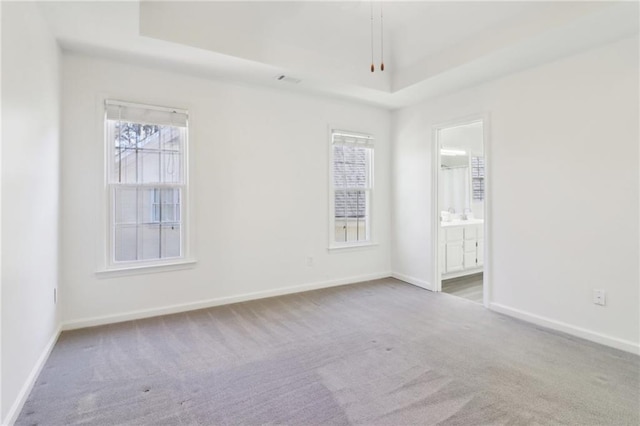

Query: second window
[331,130,374,245]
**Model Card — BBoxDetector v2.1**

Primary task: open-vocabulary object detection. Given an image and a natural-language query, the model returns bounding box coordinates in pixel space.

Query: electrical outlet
[593,289,606,306]
[306,256,314,267]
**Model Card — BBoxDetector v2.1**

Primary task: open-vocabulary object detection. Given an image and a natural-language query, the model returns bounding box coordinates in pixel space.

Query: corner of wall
[1,1,63,424]
[1,326,61,426]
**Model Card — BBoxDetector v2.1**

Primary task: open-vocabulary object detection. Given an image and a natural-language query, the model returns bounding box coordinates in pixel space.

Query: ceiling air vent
[276,75,301,84]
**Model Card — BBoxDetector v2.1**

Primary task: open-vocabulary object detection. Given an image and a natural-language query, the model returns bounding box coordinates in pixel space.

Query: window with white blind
[105,100,188,265]
[330,130,374,247]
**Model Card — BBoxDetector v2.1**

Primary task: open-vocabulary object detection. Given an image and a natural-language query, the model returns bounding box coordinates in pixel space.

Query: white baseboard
[3,325,62,426]
[391,272,434,291]
[62,271,392,331]
[489,303,640,355]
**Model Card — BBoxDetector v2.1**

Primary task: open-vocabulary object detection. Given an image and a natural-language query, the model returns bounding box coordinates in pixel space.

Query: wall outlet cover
[593,289,606,306]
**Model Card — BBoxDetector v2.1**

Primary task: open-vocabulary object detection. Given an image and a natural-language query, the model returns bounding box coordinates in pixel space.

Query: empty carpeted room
[1,1,639,425]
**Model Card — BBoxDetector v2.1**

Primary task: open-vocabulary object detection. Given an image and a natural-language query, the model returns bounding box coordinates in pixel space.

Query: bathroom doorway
[433,117,488,306]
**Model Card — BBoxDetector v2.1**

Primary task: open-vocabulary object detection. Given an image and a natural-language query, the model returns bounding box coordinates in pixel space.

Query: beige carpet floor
[17,278,640,425]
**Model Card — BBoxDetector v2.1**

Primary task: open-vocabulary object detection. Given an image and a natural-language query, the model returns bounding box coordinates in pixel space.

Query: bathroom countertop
[441,219,484,227]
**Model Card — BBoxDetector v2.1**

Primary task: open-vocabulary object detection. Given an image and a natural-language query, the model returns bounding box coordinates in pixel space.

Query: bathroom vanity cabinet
[440,220,484,279]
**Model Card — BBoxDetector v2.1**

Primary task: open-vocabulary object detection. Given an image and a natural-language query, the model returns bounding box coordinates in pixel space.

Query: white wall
[60,53,391,326]
[1,2,61,423]
[392,36,639,352]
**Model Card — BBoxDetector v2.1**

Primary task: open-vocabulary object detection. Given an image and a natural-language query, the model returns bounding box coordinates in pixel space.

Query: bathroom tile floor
[442,273,483,303]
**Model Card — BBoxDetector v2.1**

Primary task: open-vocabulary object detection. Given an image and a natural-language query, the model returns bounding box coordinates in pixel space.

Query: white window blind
[471,156,485,201]
[105,100,188,264]
[106,100,188,127]
[331,130,374,245]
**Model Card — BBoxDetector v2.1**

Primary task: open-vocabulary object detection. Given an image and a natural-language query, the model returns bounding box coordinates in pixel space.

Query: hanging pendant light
[369,1,386,73]
[380,2,384,71]
[370,1,375,72]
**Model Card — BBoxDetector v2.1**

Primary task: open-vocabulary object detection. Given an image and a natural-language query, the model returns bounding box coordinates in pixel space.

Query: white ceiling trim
[39,1,639,110]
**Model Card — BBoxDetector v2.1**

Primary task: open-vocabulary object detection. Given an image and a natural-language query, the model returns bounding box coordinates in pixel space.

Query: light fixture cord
[380,2,384,71]
[370,1,374,72]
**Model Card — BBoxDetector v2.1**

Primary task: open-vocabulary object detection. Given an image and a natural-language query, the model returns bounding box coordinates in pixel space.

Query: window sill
[328,242,379,252]
[95,259,197,279]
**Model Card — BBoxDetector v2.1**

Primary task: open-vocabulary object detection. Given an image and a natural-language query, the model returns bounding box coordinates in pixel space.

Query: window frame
[328,128,375,250]
[100,99,194,274]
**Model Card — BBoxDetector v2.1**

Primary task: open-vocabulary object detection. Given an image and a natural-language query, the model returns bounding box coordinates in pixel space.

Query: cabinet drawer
[445,227,464,242]
[464,251,477,269]
[464,225,477,240]
[477,225,484,239]
[464,240,477,252]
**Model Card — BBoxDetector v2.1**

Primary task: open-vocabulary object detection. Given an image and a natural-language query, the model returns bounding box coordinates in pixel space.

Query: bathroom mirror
[440,149,471,219]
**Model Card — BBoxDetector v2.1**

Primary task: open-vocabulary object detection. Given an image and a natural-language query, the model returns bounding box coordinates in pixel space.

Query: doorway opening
[433,117,488,306]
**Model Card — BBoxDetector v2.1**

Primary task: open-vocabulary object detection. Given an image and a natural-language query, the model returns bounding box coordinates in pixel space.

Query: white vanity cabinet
[443,227,464,273]
[476,226,484,266]
[441,221,483,279]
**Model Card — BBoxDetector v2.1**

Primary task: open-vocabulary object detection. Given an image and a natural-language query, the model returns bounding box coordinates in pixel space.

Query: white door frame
[431,113,491,308]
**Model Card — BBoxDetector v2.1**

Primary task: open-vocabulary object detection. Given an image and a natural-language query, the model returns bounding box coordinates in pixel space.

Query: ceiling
[39,1,639,109]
